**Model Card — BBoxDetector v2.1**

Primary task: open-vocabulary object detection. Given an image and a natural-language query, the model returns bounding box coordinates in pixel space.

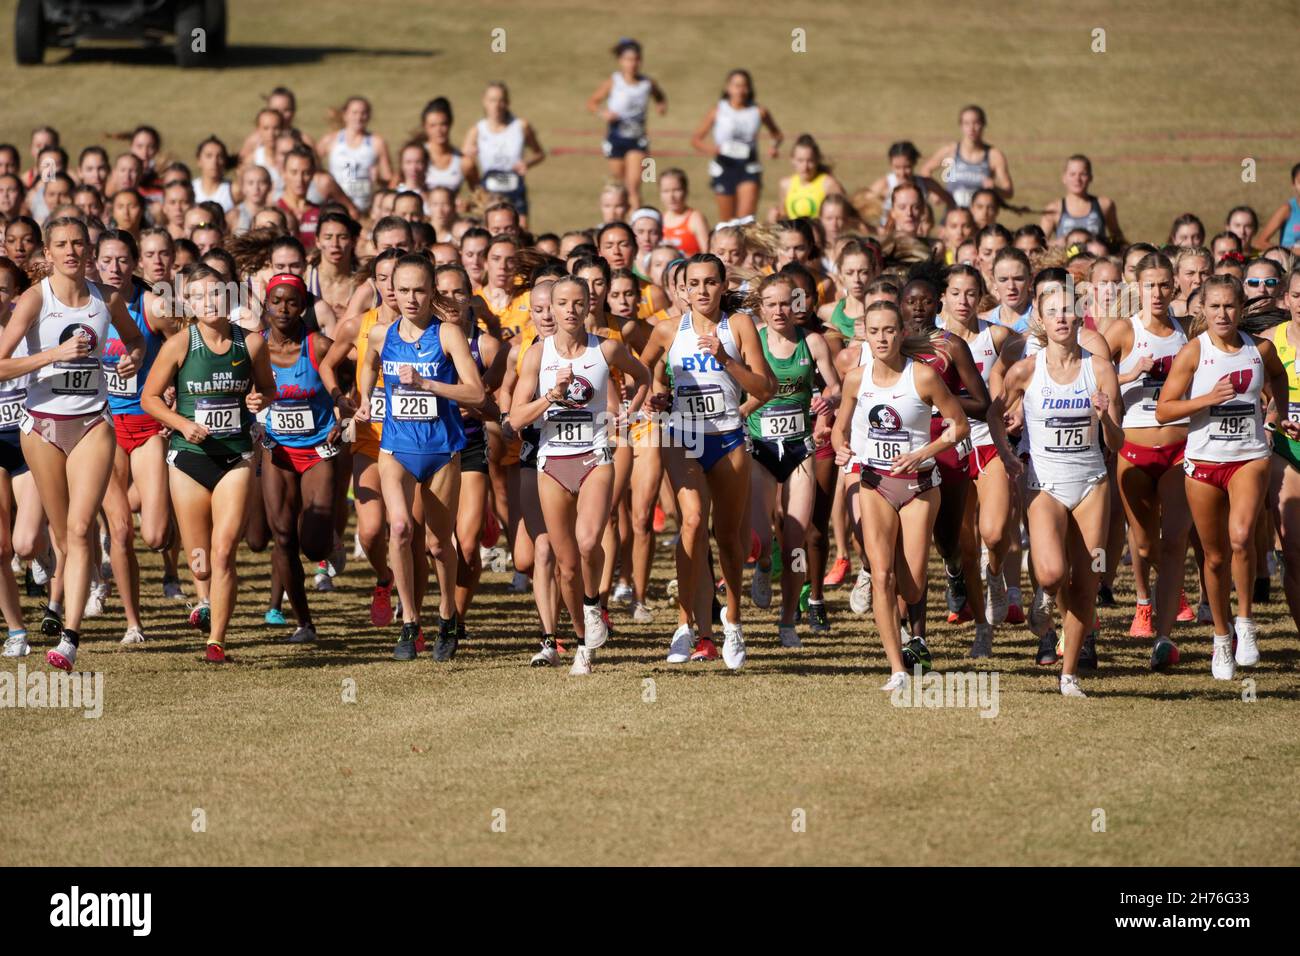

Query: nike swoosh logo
[891,393,905,398]
[232,359,244,366]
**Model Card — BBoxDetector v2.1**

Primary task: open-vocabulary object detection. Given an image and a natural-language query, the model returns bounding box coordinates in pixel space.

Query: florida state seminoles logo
[868,404,902,432]
[557,374,596,409]
[1229,369,1253,394]
[60,323,98,352]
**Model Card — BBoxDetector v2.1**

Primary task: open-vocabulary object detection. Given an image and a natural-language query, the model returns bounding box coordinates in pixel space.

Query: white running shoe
[31,549,52,586]
[666,623,695,663]
[1233,618,1259,668]
[721,608,746,670]
[632,602,654,624]
[1028,587,1055,638]
[1060,674,1087,698]
[9,553,20,574]
[849,568,873,614]
[287,625,317,644]
[612,582,634,606]
[46,638,76,671]
[530,640,560,667]
[330,544,348,578]
[665,578,679,599]
[750,568,772,609]
[1196,602,1213,625]
[162,577,185,600]
[778,625,801,648]
[508,571,529,593]
[314,567,334,592]
[880,670,909,692]
[582,604,608,650]
[120,627,145,646]
[986,569,1009,625]
[84,582,108,617]
[352,532,365,560]
[569,645,593,676]
[1211,639,1236,681]
[3,633,30,657]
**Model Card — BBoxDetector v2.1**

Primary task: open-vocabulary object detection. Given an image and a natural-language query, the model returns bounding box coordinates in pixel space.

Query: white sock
[1213,633,1231,647]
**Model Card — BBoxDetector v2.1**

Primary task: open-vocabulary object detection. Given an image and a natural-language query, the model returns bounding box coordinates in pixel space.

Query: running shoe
[1078,630,1099,670]
[264,608,286,626]
[508,571,530,593]
[880,671,909,693]
[1055,632,1064,660]
[985,569,1008,625]
[120,627,145,646]
[188,601,211,633]
[24,567,46,598]
[747,530,762,565]
[370,581,394,627]
[823,557,850,587]
[1175,590,1195,623]
[47,637,76,672]
[969,622,993,659]
[393,622,420,661]
[205,643,226,664]
[582,605,608,650]
[1234,617,1260,668]
[947,602,973,625]
[1059,674,1087,698]
[1252,577,1270,605]
[798,582,811,616]
[1128,603,1154,638]
[569,645,593,676]
[1196,602,1213,625]
[1211,639,1235,681]
[721,608,745,670]
[314,561,334,592]
[689,636,719,662]
[769,540,783,578]
[415,628,426,655]
[849,568,872,614]
[432,621,459,662]
[162,575,185,600]
[1150,637,1180,670]
[3,633,30,657]
[665,578,679,599]
[807,600,830,633]
[632,602,654,624]
[666,623,695,663]
[944,569,967,619]
[652,503,666,533]
[901,635,932,674]
[1027,588,1054,638]
[530,637,560,667]
[84,581,109,617]
[1005,603,1025,625]
[1035,630,1059,666]
[330,544,348,578]
[750,567,773,609]
[612,582,634,606]
[287,625,317,644]
[1097,584,1117,608]
[31,550,52,587]
[40,604,62,637]
[778,625,801,648]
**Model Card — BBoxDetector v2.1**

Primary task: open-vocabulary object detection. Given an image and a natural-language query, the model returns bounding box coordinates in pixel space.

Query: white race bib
[390,386,437,421]
[103,362,136,398]
[48,359,99,396]
[758,405,806,440]
[270,400,314,436]
[547,408,595,447]
[1209,403,1253,442]
[369,386,387,423]
[676,384,723,420]
[1044,415,1092,453]
[0,389,24,432]
[195,396,241,437]
[719,139,751,160]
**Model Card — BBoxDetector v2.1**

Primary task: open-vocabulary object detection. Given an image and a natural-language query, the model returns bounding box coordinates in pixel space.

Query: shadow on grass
[48,42,437,69]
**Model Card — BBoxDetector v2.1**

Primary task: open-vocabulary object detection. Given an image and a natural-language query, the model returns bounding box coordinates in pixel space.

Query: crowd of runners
[3,50,1300,697]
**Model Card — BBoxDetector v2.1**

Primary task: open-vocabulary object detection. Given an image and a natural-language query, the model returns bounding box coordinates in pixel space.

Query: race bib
[1288,401,1300,425]
[676,383,724,420]
[719,139,751,160]
[866,426,909,469]
[758,405,807,440]
[0,389,25,432]
[48,359,99,396]
[195,396,241,437]
[390,386,437,421]
[955,436,974,460]
[1044,415,1092,454]
[103,362,137,398]
[316,442,340,460]
[270,400,314,436]
[483,170,521,194]
[1209,402,1253,441]
[369,386,387,423]
[547,408,595,447]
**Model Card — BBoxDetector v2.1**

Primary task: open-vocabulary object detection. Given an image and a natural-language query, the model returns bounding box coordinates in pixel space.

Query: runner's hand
[53,332,90,363]
[834,445,852,467]
[891,450,930,475]
[355,399,371,423]
[116,353,138,379]
[1091,390,1110,417]
[648,391,672,413]
[180,422,210,445]
[245,388,267,413]
[335,395,358,419]
[1208,375,1237,404]
[397,364,423,388]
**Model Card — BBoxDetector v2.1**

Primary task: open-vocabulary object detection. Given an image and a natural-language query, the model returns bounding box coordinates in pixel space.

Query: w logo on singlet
[1150,355,1173,381]
[1229,369,1253,394]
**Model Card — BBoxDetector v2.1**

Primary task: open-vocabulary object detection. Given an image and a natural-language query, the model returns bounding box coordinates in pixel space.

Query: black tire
[14,0,45,66]
[174,0,206,68]
[205,0,227,56]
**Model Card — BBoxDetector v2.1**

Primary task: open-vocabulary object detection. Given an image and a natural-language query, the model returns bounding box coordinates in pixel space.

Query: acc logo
[868,404,902,431]
[60,323,98,351]
[558,374,595,408]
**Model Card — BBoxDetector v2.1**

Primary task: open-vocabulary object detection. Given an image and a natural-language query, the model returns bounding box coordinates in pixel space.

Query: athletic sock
[583,594,599,607]
[1137,598,1151,606]
[62,628,80,647]
[1213,633,1231,646]
[8,628,26,639]
[47,601,62,615]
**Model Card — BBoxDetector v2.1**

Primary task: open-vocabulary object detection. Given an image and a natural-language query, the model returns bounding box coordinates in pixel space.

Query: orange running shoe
[823,557,850,587]
[748,530,762,564]
[1175,590,1195,622]
[689,637,719,661]
[947,602,974,625]
[1129,602,1155,637]
[415,629,426,654]
[370,581,394,627]
[1006,604,1025,625]
[205,642,226,663]
[652,504,666,533]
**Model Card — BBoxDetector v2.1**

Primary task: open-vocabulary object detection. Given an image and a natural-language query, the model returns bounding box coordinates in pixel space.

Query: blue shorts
[604,125,649,159]
[709,155,762,196]
[0,429,26,476]
[672,426,747,473]
[383,448,457,483]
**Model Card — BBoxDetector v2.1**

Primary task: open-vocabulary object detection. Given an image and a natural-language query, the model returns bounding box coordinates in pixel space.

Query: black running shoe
[40,604,62,637]
[1252,577,1271,605]
[807,600,830,633]
[944,566,967,617]
[901,635,932,674]
[393,622,420,661]
[432,619,458,662]
[24,568,46,598]
[1096,584,1117,608]
[1078,630,1099,670]
[1036,630,1059,666]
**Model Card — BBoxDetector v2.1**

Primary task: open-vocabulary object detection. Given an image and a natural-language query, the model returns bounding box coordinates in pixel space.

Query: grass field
[1,1,1299,867]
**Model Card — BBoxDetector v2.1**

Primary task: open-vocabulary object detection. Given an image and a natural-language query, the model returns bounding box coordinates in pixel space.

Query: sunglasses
[1245,277,1280,288]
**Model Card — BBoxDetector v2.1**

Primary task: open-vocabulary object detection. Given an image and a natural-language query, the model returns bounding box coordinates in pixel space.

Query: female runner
[1267,268,1300,633]
[316,96,394,217]
[419,98,465,200]
[659,168,709,258]
[919,105,1015,208]
[690,69,782,222]
[775,134,846,220]
[462,82,546,226]
[1040,155,1124,247]
[587,38,667,209]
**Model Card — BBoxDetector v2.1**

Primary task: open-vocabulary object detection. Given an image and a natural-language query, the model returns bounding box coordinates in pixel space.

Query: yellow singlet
[784,172,828,219]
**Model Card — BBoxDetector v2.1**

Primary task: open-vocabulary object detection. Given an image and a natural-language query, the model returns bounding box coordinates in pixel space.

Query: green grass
[1,0,1298,866]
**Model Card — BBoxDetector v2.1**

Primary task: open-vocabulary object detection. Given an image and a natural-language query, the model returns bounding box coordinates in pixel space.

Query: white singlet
[667,312,742,434]
[850,355,934,473]
[608,72,652,141]
[25,278,111,415]
[538,334,610,458]
[1184,331,1268,463]
[424,149,465,194]
[965,321,997,446]
[711,100,761,161]
[1118,313,1188,428]
[328,130,378,213]
[1024,349,1105,482]
[476,118,526,194]
[253,144,285,198]
[192,178,235,213]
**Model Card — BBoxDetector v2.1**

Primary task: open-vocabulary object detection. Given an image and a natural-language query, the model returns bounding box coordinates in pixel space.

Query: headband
[266,273,307,298]
[629,207,661,226]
